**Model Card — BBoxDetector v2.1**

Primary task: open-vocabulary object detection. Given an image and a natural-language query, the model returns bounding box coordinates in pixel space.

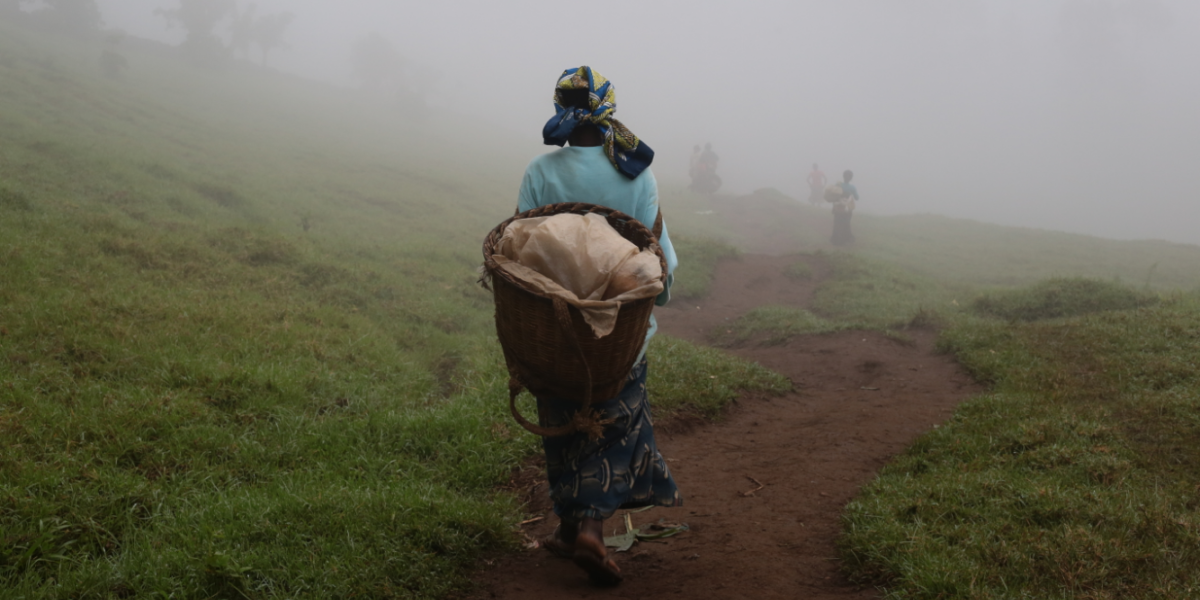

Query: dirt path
[467,254,981,599]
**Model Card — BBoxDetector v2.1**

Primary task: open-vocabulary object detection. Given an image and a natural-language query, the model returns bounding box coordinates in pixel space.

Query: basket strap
[508,378,576,437]
[552,297,593,407]
[652,210,663,240]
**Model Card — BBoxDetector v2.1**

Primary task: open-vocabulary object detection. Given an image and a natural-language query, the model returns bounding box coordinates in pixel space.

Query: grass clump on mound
[716,306,841,346]
[670,236,740,299]
[810,253,969,330]
[972,277,1158,321]
[716,254,969,346]
[648,335,791,418]
[783,259,814,281]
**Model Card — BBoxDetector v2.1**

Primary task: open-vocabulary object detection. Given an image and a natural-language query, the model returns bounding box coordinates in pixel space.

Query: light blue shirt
[517,146,677,360]
[841,181,859,201]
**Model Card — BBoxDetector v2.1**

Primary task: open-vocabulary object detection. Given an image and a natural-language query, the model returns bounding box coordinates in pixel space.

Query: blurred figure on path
[520,66,680,587]
[688,144,702,180]
[806,163,827,205]
[831,169,859,246]
[699,142,718,173]
[689,142,721,193]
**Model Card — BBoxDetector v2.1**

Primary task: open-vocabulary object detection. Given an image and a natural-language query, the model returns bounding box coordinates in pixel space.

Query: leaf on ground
[603,515,689,552]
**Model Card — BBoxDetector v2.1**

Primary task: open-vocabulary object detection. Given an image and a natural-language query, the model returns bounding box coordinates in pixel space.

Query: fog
[81,0,1200,244]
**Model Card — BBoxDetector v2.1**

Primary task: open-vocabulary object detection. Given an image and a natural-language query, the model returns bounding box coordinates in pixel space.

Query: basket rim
[482,202,667,299]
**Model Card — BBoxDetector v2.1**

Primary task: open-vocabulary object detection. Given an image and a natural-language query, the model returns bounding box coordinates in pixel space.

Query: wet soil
[467,251,982,599]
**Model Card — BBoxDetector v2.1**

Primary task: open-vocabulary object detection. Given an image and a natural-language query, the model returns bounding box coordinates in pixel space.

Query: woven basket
[482,202,666,438]
[824,183,846,203]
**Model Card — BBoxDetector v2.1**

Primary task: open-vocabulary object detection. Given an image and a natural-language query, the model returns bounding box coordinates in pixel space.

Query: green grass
[668,236,740,299]
[698,253,966,347]
[839,293,1200,599]
[0,333,535,597]
[971,277,1159,322]
[809,253,970,330]
[647,336,792,417]
[716,306,842,346]
[783,259,814,281]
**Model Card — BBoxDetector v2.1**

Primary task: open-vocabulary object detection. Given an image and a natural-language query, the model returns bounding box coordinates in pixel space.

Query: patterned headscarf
[542,66,655,180]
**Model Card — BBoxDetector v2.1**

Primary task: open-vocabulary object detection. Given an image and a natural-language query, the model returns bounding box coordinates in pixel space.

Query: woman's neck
[567,125,604,147]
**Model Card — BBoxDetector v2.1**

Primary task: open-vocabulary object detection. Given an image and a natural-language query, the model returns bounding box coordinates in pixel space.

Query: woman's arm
[635,171,677,307]
[517,167,539,213]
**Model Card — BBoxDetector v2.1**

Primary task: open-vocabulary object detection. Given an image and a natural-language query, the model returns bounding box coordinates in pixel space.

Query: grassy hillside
[0,25,788,598]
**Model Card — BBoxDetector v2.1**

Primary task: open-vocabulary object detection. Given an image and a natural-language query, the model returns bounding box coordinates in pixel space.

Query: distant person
[699,142,718,172]
[831,169,859,246]
[688,144,702,179]
[689,142,721,193]
[806,163,827,205]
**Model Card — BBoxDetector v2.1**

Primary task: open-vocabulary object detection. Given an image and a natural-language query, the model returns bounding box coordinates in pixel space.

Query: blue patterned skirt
[536,359,682,521]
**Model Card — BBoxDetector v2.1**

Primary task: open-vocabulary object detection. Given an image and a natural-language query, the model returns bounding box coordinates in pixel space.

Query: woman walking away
[518,66,681,587]
[831,169,859,246]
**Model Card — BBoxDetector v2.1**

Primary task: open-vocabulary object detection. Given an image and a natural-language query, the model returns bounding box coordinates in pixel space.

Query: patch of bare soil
[467,253,981,600]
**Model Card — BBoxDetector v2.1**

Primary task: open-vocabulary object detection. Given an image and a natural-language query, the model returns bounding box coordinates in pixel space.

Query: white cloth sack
[492,212,663,337]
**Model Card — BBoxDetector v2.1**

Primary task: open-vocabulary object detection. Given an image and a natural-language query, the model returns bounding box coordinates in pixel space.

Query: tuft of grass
[971,277,1158,322]
[669,236,740,299]
[810,253,971,330]
[707,253,970,346]
[715,306,842,346]
[784,259,814,281]
[646,335,791,418]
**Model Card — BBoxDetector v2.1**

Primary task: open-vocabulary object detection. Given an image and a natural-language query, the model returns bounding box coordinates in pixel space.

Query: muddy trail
[468,253,982,600]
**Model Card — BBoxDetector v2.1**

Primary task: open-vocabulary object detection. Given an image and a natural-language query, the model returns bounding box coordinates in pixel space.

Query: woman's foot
[572,517,622,586]
[540,521,576,559]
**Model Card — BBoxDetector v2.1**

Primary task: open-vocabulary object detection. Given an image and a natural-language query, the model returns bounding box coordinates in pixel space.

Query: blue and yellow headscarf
[542,66,655,180]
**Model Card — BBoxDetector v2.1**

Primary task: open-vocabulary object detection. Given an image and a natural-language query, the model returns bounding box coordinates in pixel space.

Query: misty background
[15,0,1200,245]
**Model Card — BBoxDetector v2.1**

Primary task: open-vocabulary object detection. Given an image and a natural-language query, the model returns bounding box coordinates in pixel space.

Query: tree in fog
[18,0,103,35]
[250,12,293,66]
[156,0,236,63]
[229,3,293,67]
[350,32,405,91]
